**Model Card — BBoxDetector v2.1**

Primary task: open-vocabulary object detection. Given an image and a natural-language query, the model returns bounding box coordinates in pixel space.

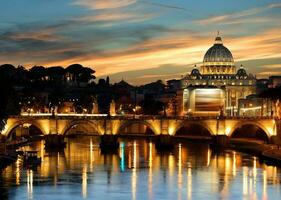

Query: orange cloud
[262,64,281,69]
[2,22,281,83]
[9,28,61,42]
[43,27,281,79]
[77,11,155,24]
[72,0,137,10]
[257,71,281,76]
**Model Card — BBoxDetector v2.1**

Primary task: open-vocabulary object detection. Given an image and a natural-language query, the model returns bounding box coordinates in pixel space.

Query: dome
[189,65,201,79]
[236,65,248,79]
[203,36,234,65]
[191,67,200,76]
[237,68,247,76]
[201,34,236,75]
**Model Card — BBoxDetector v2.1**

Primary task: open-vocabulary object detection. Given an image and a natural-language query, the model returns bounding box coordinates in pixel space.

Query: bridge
[1,114,281,145]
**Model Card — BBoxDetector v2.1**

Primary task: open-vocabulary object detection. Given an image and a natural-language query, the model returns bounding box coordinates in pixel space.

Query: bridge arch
[62,120,101,136]
[117,120,156,135]
[229,121,270,143]
[5,120,46,140]
[174,121,213,137]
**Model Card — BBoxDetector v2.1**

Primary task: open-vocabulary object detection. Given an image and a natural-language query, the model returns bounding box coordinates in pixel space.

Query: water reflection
[0,136,281,200]
[27,169,33,199]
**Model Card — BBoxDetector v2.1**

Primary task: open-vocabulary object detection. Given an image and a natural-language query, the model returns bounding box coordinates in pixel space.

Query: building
[178,34,257,116]
[238,94,273,117]
[268,76,281,88]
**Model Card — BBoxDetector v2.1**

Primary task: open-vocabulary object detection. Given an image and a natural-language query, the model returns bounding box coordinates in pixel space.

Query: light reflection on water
[0,136,281,200]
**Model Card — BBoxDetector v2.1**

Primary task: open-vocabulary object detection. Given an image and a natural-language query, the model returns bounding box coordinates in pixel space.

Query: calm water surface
[1,137,281,200]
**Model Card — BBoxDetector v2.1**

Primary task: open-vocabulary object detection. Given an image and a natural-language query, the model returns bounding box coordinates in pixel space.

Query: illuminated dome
[203,37,234,63]
[201,34,236,75]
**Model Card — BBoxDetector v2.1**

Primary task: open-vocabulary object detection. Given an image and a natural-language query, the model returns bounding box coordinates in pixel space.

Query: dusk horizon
[1,0,281,84]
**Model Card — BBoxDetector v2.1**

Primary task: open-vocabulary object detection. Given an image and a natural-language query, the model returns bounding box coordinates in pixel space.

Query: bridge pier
[273,119,281,145]
[270,136,281,145]
[212,135,230,147]
[155,135,174,151]
[44,134,66,150]
[99,135,119,152]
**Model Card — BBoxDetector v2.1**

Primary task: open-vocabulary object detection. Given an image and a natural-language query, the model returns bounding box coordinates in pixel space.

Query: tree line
[0,63,95,131]
[0,63,95,85]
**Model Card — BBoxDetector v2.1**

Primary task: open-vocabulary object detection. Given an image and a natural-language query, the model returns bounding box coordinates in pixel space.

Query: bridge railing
[7,113,278,121]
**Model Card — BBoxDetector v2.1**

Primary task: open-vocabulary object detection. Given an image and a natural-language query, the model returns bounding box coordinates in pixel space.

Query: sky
[0,0,281,85]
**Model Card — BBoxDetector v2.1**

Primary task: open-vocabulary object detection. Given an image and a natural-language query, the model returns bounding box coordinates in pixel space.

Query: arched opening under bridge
[118,121,155,136]
[63,121,100,137]
[230,124,269,143]
[7,123,44,141]
[175,123,212,139]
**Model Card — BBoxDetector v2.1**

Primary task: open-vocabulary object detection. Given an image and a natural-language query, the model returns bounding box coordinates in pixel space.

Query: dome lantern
[214,31,223,44]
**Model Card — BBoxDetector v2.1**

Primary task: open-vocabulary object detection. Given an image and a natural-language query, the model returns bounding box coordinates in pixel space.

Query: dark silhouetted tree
[140,97,164,115]
[46,66,65,82]
[29,66,46,82]
[0,64,20,131]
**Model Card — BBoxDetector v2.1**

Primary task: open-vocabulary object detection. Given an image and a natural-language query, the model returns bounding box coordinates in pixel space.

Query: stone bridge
[1,114,280,144]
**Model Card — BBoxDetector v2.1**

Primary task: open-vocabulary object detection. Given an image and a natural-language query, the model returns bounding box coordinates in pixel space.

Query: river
[1,137,281,200]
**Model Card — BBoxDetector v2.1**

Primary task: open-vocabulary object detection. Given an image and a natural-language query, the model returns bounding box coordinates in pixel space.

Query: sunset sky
[0,0,281,84]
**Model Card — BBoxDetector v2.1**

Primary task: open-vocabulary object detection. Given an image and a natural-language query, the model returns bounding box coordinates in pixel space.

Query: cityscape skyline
[0,0,281,84]
[1,2,281,199]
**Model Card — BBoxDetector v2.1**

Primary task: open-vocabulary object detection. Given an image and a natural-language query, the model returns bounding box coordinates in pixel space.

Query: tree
[66,64,95,86]
[79,67,95,83]
[29,66,46,82]
[0,64,19,131]
[46,66,65,82]
[0,64,16,80]
[66,64,84,83]
[14,65,28,85]
[140,98,164,115]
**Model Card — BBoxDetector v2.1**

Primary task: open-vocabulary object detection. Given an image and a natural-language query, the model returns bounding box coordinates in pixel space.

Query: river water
[0,137,281,200]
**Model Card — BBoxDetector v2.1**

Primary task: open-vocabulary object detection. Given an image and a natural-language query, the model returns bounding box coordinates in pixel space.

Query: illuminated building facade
[179,34,257,116]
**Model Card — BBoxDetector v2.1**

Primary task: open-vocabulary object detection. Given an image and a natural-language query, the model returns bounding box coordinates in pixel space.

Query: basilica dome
[203,36,234,63]
[201,35,236,75]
